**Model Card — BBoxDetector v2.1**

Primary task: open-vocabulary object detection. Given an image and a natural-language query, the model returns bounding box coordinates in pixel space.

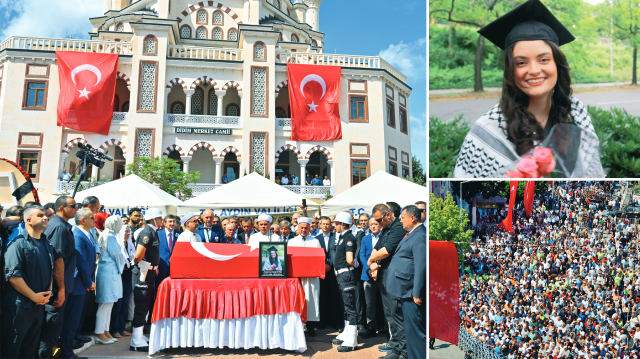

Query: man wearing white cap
[248,214,277,250]
[176,212,202,243]
[330,212,359,352]
[288,217,322,337]
[130,208,163,352]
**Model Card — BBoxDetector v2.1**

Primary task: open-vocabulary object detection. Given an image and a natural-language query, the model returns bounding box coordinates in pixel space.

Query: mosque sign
[174,127,232,135]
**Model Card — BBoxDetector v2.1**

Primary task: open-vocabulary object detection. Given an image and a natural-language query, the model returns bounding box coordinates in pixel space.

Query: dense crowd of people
[458,181,640,359]
[0,194,426,358]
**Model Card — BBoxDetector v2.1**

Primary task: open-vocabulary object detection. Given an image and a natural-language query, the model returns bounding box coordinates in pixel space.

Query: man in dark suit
[385,206,426,359]
[279,220,296,242]
[147,215,178,330]
[359,217,382,338]
[316,216,344,330]
[195,210,224,243]
[238,217,257,244]
[59,209,95,359]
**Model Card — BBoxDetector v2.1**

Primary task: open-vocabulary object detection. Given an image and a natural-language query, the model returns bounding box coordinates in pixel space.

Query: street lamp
[460,181,470,224]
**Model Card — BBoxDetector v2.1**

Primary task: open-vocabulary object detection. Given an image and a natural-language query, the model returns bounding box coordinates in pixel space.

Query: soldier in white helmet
[330,212,359,352]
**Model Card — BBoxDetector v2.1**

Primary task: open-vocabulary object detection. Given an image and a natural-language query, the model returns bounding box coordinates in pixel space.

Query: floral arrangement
[505,147,556,178]
[0,158,40,203]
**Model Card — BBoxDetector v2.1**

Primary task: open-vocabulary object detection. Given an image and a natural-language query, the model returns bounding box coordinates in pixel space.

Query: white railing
[275,52,407,83]
[282,185,334,199]
[276,118,291,130]
[112,112,128,124]
[188,183,223,195]
[0,36,134,55]
[165,114,242,128]
[168,46,242,61]
[56,180,92,194]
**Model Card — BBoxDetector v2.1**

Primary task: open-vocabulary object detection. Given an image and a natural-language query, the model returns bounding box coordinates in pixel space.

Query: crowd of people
[457,181,640,359]
[0,195,426,359]
[275,173,331,186]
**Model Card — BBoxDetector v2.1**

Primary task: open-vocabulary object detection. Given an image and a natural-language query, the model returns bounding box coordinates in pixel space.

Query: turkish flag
[524,181,535,217]
[56,52,119,135]
[287,64,342,141]
[500,181,519,233]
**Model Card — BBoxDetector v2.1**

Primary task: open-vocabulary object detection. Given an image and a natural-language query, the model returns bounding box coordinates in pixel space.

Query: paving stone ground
[428,339,464,359]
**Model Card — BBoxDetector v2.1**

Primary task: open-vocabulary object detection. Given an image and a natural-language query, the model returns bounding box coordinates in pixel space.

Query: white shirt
[177,230,202,243]
[370,231,381,248]
[76,226,91,240]
[248,231,278,250]
[165,228,175,248]
[61,172,71,181]
[323,179,331,186]
[322,232,331,252]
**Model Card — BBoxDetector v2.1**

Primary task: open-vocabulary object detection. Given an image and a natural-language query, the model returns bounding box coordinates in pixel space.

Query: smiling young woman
[453,0,604,178]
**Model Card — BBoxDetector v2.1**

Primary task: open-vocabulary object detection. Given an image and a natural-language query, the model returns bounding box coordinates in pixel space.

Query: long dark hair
[499,40,573,156]
[269,250,278,265]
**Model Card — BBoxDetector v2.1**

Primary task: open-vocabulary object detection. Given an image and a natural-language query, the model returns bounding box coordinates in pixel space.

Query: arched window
[191,87,203,115]
[143,35,157,55]
[275,107,287,118]
[213,27,223,40]
[229,29,238,41]
[122,101,130,112]
[171,101,185,114]
[312,39,318,46]
[197,26,207,39]
[291,34,299,43]
[213,11,223,25]
[278,32,283,41]
[226,104,239,116]
[116,23,124,32]
[254,42,265,60]
[274,0,281,9]
[208,89,218,115]
[180,25,191,39]
[113,95,120,112]
[197,10,208,24]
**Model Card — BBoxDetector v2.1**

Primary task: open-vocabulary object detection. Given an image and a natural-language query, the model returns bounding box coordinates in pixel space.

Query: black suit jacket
[237,229,258,245]
[374,218,408,269]
[316,231,334,267]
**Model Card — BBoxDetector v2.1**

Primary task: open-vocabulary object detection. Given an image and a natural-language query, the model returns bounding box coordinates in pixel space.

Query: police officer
[330,212,359,352]
[129,208,163,352]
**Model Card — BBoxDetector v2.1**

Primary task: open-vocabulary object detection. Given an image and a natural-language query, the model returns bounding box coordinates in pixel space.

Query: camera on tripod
[75,143,113,169]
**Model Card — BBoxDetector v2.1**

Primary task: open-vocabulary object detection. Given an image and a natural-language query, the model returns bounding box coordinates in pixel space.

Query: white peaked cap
[258,214,273,223]
[181,212,195,226]
[298,217,312,225]
[146,207,163,220]
[335,212,353,225]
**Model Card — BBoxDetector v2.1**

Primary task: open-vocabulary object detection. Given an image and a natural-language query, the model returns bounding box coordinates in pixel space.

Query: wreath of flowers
[0,158,40,204]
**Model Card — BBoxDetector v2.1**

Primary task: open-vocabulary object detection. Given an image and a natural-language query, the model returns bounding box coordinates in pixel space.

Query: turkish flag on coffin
[56,52,119,135]
[287,64,342,141]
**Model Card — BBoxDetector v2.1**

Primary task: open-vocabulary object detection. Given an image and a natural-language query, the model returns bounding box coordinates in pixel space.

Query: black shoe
[143,324,151,334]
[338,346,356,352]
[130,345,149,352]
[379,344,393,352]
[358,324,367,334]
[361,327,377,339]
[332,338,344,345]
[379,352,400,359]
[73,340,85,349]
[306,327,316,337]
[75,335,92,343]
[338,327,344,333]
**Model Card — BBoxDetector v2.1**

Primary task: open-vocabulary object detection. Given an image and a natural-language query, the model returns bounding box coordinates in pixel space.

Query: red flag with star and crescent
[287,64,342,141]
[56,51,119,135]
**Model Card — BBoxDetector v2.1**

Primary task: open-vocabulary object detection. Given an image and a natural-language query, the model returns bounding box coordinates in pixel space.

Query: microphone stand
[70,156,89,199]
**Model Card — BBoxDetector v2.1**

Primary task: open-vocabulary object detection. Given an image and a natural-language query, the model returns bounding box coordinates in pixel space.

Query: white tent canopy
[320,171,427,216]
[178,172,318,217]
[74,174,183,217]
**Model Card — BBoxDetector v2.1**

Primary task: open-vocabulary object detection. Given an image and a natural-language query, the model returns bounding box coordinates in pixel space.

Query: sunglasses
[374,217,383,223]
[64,203,80,209]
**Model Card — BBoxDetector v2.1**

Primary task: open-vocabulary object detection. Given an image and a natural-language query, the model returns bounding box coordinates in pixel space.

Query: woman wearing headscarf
[95,215,125,344]
[110,224,135,338]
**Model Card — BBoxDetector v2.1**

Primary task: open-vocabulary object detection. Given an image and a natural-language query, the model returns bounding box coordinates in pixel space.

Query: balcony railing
[276,118,291,130]
[282,185,334,199]
[188,183,224,195]
[275,52,406,83]
[112,112,128,124]
[168,46,242,61]
[165,114,242,128]
[57,180,92,194]
[0,36,134,55]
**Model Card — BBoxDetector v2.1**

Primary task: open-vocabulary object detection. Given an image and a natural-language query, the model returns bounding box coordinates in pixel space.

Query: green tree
[405,154,426,186]
[606,0,640,85]
[429,191,474,258]
[125,157,200,200]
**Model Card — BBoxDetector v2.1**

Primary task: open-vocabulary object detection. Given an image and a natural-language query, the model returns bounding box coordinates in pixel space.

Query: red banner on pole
[56,51,118,135]
[287,63,342,141]
[429,241,459,345]
[500,181,519,233]
[524,181,535,217]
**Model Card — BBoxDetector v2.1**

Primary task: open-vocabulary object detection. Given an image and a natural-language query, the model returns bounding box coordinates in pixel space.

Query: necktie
[168,231,173,250]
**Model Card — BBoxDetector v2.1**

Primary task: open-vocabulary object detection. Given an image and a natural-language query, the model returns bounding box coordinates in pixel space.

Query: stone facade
[0,0,412,197]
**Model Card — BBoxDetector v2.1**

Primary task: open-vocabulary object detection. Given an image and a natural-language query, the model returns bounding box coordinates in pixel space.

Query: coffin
[170,242,326,279]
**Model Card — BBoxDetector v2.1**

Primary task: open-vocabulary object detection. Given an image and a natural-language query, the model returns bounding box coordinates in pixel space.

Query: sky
[0,0,427,169]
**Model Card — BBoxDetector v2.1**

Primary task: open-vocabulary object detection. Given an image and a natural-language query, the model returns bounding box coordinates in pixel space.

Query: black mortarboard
[478,0,575,51]
[267,246,278,252]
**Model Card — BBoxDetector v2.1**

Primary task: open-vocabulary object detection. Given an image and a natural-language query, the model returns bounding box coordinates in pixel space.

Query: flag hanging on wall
[287,64,342,141]
[56,51,119,135]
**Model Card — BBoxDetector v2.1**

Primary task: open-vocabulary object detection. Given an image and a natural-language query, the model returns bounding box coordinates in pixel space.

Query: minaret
[302,0,321,31]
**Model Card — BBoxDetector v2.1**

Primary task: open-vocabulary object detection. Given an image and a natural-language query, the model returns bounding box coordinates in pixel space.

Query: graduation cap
[267,246,279,252]
[478,0,575,51]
